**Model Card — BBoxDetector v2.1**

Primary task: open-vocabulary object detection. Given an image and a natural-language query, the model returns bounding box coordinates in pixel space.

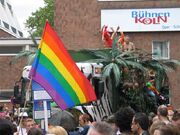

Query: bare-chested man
[122,35,135,52]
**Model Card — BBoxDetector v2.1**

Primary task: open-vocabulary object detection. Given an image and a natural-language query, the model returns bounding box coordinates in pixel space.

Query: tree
[81,37,180,113]
[25,0,54,37]
[82,38,148,112]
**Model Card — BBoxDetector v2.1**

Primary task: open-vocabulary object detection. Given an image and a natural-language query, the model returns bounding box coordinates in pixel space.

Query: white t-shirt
[17,126,27,135]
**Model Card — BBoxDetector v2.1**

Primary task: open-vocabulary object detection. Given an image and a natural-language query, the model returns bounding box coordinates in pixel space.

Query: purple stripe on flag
[31,69,68,110]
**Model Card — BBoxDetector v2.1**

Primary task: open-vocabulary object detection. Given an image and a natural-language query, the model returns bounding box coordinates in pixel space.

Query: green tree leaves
[25,0,54,37]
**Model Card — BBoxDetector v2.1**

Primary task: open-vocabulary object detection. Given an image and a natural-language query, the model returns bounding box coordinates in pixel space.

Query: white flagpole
[43,100,48,133]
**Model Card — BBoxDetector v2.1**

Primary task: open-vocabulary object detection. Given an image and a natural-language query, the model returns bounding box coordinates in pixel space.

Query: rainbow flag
[29,21,97,110]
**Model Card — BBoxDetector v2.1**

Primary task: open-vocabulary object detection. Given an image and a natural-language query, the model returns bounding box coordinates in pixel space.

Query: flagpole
[18,77,32,133]
[43,100,48,133]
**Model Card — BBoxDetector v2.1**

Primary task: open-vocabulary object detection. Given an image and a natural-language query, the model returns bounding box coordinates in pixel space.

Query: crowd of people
[0,103,180,135]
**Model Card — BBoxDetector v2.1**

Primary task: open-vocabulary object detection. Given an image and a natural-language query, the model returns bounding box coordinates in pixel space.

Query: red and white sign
[101,8,180,32]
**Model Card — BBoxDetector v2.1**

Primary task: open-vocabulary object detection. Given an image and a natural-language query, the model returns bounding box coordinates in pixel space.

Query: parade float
[11,25,180,123]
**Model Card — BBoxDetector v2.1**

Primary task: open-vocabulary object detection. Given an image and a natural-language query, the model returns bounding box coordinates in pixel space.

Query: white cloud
[10,0,45,37]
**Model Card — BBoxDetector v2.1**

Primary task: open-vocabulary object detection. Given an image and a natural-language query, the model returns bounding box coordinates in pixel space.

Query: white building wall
[0,0,23,37]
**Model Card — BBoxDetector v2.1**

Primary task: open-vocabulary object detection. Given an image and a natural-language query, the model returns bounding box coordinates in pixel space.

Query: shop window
[152,41,169,59]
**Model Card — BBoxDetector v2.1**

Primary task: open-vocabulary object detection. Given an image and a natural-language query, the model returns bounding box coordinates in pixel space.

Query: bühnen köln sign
[101,8,180,32]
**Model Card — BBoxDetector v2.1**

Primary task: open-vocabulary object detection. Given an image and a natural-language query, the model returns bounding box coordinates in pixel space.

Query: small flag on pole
[29,21,97,110]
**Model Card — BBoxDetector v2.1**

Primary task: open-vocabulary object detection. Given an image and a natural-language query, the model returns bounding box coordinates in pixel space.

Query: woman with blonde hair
[48,126,68,135]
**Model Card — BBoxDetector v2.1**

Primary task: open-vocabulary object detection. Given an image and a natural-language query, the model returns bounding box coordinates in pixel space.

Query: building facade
[0,0,24,104]
[0,0,23,38]
[55,0,180,109]
[0,38,38,104]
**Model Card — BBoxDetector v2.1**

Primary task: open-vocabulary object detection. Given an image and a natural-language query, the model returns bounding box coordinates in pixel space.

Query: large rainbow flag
[29,21,97,110]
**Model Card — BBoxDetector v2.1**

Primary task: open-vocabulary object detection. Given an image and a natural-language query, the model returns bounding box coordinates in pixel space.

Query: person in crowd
[153,124,180,135]
[114,106,135,135]
[101,25,120,48]
[48,125,68,135]
[27,127,43,135]
[121,35,135,52]
[149,121,165,135]
[131,113,150,135]
[79,113,92,127]
[12,115,19,126]
[148,112,156,127]
[152,115,159,123]
[171,110,180,129]
[3,105,10,115]
[87,121,115,135]
[78,113,92,135]
[68,113,92,135]
[105,114,121,135]
[0,118,14,135]
[0,105,6,118]
[157,105,170,124]
[167,105,174,122]
[25,118,36,133]
[12,122,18,134]
[17,112,29,135]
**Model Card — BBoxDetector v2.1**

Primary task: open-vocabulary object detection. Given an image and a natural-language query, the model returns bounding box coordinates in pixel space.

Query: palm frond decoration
[27,53,37,65]
[115,58,128,67]
[112,63,121,86]
[82,49,113,65]
[89,50,112,62]
[9,50,35,65]
[111,38,120,58]
[102,63,114,78]
[118,50,135,57]
[126,60,147,74]
[161,59,180,71]
[85,59,109,63]
[10,32,38,65]
[142,60,165,72]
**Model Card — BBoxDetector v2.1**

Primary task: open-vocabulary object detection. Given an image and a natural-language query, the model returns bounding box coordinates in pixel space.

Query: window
[11,26,17,34]
[0,0,4,6]
[152,41,169,59]
[7,3,13,14]
[18,31,23,37]
[0,46,23,55]
[7,3,12,11]
[3,21,9,29]
[0,90,13,101]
